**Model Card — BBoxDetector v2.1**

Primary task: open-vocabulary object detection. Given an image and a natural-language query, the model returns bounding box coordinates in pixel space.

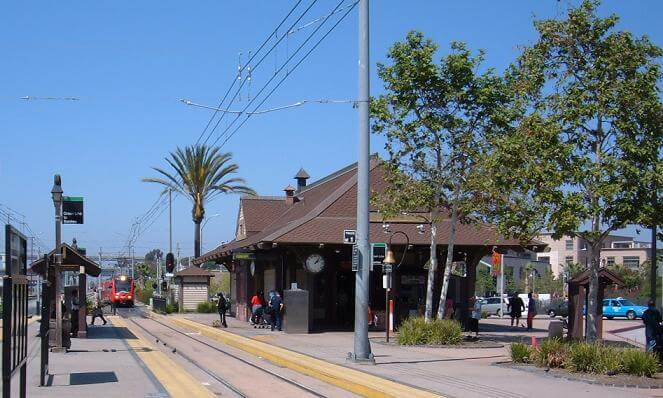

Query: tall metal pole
[131,245,135,280]
[169,189,173,254]
[52,175,64,351]
[350,0,373,363]
[499,253,504,318]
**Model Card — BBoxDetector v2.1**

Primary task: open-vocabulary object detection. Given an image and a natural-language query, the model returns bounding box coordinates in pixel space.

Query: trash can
[548,320,564,339]
[283,288,309,333]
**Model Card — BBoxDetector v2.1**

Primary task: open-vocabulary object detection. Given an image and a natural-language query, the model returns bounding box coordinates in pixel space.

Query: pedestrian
[507,292,525,328]
[70,289,80,337]
[217,292,228,328]
[527,292,537,331]
[250,290,265,325]
[90,288,107,326]
[468,296,482,339]
[268,291,284,332]
[642,299,662,352]
[444,297,455,320]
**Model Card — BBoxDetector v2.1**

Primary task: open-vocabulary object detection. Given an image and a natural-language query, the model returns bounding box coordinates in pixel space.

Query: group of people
[248,290,284,331]
[465,291,539,339]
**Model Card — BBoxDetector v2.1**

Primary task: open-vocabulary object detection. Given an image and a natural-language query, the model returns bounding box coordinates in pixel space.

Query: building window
[565,256,574,265]
[565,240,574,250]
[606,257,615,266]
[623,256,640,268]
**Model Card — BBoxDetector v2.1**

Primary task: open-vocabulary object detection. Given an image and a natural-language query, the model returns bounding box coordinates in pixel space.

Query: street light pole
[350,0,373,363]
[51,175,64,351]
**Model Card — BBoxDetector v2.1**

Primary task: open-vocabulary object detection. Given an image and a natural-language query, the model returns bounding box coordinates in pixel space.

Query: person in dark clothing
[269,291,284,332]
[217,292,228,328]
[90,288,107,326]
[70,290,80,337]
[642,300,661,352]
[507,293,525,328]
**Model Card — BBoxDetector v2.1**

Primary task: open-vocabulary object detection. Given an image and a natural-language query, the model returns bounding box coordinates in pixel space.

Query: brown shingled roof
[196,158,527,265]
[174,266,214,277]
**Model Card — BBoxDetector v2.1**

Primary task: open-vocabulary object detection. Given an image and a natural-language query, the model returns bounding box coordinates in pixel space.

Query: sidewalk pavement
[23,316,169,398]
[175,313,655,398]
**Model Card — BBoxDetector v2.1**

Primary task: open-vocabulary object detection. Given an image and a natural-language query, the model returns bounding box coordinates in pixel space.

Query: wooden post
[78,266,87,338]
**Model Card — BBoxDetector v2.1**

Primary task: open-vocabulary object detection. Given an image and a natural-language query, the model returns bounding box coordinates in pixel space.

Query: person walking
[217,292,228,328]
[507,292,525,328]
[269,291,284,332]
[90,288,107,326]
[468,296,482,339]
[526,292,537,331]
[70,289,80,337]
[642,300,662,352]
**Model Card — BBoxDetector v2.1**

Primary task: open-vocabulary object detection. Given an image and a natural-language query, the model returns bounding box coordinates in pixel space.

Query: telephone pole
[350,0,373,363]
[169,188,173,254]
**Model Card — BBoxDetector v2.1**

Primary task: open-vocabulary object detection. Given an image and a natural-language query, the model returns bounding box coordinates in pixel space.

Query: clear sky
[1,1,661,259]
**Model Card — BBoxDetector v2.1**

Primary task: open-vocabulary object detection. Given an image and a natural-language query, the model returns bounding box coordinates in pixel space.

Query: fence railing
[2,274,29,398]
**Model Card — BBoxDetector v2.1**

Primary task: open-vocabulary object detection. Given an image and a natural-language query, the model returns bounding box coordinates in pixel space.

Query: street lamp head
[51,174,63,202]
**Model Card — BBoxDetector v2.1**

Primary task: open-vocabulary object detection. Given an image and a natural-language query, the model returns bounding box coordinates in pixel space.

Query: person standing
[468,297,482,339]
[217,292,228,328]
[70,290,80,337]
[507,292,525,328]
[90,288,107,326]
[527,292,537,331]
[250,290,265,325]
[642,300,662,352]
[269,291,284,332]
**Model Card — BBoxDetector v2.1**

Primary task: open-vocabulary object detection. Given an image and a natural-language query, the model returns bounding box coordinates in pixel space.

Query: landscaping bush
[510,342,533,364]
[621,349,660,377]
[165,302,179,314]
[566,342,621,374]
[196,301,217,314]
[135,285,154,305]
[397,317,462,346]
[534,338,568,368]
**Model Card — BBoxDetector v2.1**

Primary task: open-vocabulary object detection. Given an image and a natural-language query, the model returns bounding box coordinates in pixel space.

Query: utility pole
[176,242,181,272]
[169,188,173,254]
[156,253,161,296]
[350,0,373,363]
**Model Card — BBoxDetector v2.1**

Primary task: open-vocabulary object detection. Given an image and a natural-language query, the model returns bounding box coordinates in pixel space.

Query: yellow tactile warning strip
[161,314,442,398]
[112,316,215,398]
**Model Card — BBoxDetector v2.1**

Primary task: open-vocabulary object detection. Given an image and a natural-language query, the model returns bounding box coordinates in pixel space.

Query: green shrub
[566,342,622,374]
[621,349,660,377]
[196,301,216,313]
[165,303,179,314]
[135,286,154,305]
[534,338,568,368]
[397,317,462,346]
[511,342,533,363]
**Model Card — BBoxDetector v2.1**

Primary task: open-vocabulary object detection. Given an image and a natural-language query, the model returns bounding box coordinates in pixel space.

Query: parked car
[481,297,509,317]
[603,298,647,320]
[546,300,569,318]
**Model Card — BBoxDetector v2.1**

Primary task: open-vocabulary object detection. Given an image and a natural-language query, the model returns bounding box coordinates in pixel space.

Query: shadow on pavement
[86,325,138,340]
[69,371,119,385]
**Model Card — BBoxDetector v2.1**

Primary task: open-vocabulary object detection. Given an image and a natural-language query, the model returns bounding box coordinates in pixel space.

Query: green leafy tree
[144,248,163,264]
[486,1,662,341]
[143,145,255,259]
[372,32,509,320]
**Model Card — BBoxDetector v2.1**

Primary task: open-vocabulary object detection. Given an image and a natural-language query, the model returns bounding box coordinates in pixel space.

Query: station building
[196,158,537,332]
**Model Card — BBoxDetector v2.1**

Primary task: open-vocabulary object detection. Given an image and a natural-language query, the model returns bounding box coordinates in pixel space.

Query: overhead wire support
[212,0,359,148]
[195,0,311,145]
[199,0,321,146]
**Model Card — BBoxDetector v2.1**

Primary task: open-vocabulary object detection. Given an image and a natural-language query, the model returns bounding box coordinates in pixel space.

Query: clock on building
[305,253,325,273]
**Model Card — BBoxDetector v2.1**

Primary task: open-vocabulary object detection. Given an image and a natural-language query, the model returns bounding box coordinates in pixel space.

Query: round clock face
[305,253,325,273]
[250,261,256,276]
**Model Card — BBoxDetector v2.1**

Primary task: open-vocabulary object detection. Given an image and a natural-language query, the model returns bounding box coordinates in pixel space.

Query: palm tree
[143,145,255,259]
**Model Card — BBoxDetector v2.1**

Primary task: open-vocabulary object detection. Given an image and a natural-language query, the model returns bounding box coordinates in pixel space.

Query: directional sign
[343,229,356,244]
[351,244,360,272]
[62,196,84,224]
[372,243,386,266]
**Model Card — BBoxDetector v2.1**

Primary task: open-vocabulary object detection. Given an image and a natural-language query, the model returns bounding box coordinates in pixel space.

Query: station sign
[372,243,386,266]
[343,229,356,244]
[351,244,359,271]
[233,252,256,261]
[62,196,84,224]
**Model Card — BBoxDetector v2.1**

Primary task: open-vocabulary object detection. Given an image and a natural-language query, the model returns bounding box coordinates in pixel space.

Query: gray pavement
[178,313,658,398]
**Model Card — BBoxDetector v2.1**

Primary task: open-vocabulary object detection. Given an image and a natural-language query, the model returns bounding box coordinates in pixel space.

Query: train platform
[169,313,655,398]
[21,314,211,398]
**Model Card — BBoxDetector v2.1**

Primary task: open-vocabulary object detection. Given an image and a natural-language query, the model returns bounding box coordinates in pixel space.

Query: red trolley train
[101,275,135,307]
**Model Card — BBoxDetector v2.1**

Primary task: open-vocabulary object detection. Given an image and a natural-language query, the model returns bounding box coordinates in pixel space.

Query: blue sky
[1,1,661,258]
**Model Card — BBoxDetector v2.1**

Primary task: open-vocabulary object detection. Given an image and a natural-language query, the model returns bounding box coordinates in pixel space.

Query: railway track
[119,309,335,398]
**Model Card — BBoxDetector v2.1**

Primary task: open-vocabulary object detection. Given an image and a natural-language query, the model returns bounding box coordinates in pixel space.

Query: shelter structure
[173,266,213,312]
[196,158,542,332]
[567,268,625,340]
[30,243,101,338]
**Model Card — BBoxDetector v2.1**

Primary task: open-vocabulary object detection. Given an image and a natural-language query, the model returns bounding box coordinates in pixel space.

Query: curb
[153,313,442,398]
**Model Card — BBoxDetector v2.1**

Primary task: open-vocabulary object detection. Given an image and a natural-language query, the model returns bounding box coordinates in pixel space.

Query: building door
[335,270,354,330]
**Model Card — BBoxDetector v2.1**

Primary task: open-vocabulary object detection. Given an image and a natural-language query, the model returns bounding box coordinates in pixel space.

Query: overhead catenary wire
[195,0,311,145]
[198,0,322,146]
[181,98,361,115]
[212,0,359,149]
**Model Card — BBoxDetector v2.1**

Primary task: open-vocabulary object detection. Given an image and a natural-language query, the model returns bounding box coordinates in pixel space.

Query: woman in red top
[250,290,265,325]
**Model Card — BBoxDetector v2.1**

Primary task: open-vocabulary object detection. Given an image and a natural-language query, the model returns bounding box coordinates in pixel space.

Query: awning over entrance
[29,243,101,277]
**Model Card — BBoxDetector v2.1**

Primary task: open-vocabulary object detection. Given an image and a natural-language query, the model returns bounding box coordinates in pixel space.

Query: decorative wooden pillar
[77,265,87,338]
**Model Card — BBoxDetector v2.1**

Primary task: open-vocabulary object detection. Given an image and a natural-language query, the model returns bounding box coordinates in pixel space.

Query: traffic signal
[166,252,175,273]
[161,280,168,292]
[152,282,158,290]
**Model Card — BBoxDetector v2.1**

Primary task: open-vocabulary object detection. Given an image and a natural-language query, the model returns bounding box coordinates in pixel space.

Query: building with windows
[536,233,653,275]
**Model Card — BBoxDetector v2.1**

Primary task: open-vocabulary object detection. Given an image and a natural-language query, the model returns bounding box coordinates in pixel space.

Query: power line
[195,0,311,145]
[212,0,358,148]
[198,0,322,146]
[181,98,361,115]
